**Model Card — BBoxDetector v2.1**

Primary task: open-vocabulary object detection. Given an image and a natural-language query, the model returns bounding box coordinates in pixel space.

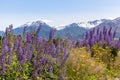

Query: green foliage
[65,45,120,80]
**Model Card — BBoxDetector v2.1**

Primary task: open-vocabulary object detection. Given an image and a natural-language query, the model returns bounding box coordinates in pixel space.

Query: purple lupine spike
[88,37,92,47]
[56,39,61,53]
[78,39,83,47]
[21,53,26,64]
[99,31,103,40]
[2,36,7,45]
[5,27,9,36]
[36,23,42,37]
[9,24,13,32]
[49,64,53,74]
[49,28,56,41]
[97,27,100,35]
[105,35,111,44]
[92,28,95,34]
[8,42,14,64]
[49,41,56,57]
[103,26,107,40]
[44,44,49,54]
[109,41,116,47]
[61,70,66,78]
[23,26,27,36]
[33,59,37,68]
[4,45,9,53]
[8,55,13,64]
[1,63,6,73]
[0,36,9,58]
[38,57,45,72]
[26,33,32,43]
[103,26,106,34]
[85,32,88,40]
[113,27,117,39]
[60,48,69,67]
[90,30,93,39]
[116,41,120,50]
[18,46,23,61]
[108,27,112,36]
[28,50,33,61]
[0,57,6,75]
[32,70,38,79]
[14,36,20,51]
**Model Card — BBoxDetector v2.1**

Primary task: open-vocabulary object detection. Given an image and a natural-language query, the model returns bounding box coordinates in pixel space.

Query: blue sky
[0,0,120,30]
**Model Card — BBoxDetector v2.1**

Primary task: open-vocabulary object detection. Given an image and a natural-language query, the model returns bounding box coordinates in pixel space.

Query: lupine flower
[56,39,61,54]
[32,70,38,79]
[14,36,20,51]
[85,32,88,40]
[0,57,6,75]
[26,33,32,43]
[49,64,53,74]
[5,27,9,36]
[108,27,112,36]
[49,28,56,41]
[113,28,117,39]
[9,24,13,32]
[49,41,56,57]
[60,48,69,67]
[21,53,26,64]
[103,26,107,35]
[99,31,103,40]
[0,36,9,58]
[90,30,93,39]
[18,46,23,62]
[92,28,95,34]
[33,59,37,68]
[97,27,99,35]
[23,26,27,37]
[36,23,42,37]
[8,54,13,64]
[28,49,33,61]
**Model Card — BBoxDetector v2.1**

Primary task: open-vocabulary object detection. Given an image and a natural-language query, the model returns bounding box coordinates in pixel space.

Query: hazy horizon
[0,0,120,31]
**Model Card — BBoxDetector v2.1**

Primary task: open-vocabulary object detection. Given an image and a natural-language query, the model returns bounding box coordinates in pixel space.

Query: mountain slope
[55,23,87,40]
[13,21,52,39]
[94,17,120,38]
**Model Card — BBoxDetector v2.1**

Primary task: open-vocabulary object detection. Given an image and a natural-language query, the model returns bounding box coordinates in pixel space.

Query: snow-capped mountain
[1,17,120,40]
[54,19,107,30]
[76,19,107,29]
[22,20,46,27]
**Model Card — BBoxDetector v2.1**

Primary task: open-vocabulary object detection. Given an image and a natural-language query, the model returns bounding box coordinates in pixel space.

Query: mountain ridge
[0,17,120,40]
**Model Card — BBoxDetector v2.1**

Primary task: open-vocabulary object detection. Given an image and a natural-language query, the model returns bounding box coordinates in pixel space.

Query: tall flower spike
[56,39,61,54]
[108,27,112,36]
[49,64,53,74]
[90,30,93,39]
[36,23,42,37]
[5,27,9,36]
[113,27,117,39]
[97,27,100,35]
[23,26,27,37]
[92,28,95,34]
[85,31,88,40]
[9,24,13,33]
[99,31,103,40]
[49,28,56,41]
[60,48,69,67]
[26,33,32,43]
